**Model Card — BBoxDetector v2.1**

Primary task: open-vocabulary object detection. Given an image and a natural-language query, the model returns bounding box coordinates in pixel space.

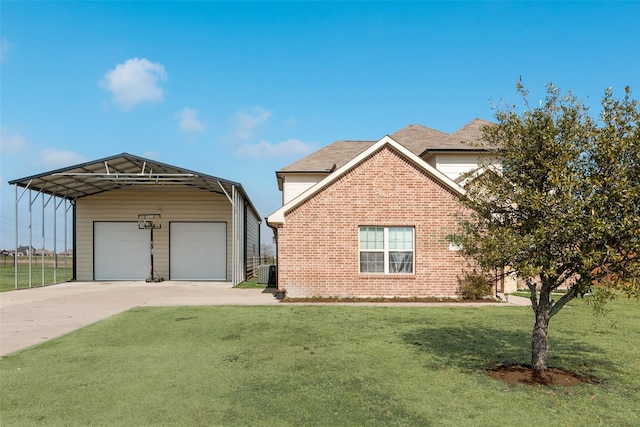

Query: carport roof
[8,153,252,204]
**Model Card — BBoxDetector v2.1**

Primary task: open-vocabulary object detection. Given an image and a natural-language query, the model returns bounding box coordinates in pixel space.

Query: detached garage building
[9,153,261,285]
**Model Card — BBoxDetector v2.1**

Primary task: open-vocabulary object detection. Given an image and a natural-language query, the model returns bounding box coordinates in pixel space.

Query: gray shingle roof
[389,124,449,155]
[277,119,495,173]
[432,118,497,151]
[277,140,375,173]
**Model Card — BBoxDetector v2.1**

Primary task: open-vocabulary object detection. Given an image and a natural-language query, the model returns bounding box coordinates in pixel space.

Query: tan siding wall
[76,187,231,281]
[277,146,471,298]
[245,205,260,278]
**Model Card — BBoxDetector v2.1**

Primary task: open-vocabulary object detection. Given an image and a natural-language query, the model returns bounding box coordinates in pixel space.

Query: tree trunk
[531,287,551,379]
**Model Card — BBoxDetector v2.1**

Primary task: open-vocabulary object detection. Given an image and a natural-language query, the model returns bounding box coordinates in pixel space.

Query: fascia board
[267,135,466,226]
[457,162,503,188]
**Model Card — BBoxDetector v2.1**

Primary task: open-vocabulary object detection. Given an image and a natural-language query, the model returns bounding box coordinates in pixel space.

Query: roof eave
[267,136,465,227]
[7,152,252,205]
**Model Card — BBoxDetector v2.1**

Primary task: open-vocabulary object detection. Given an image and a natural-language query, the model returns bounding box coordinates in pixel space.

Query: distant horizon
[2,248,74,255]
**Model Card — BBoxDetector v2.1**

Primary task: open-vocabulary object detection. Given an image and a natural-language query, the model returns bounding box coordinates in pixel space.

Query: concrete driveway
[1,281,531,357]
[0,281,278,356]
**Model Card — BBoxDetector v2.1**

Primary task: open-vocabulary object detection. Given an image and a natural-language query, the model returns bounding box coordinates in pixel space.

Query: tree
[450,83,640,379]
[261,243,275,259]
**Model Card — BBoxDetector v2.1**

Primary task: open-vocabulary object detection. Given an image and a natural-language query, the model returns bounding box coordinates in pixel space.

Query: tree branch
[549,286,579,318]
[527,279,538,311]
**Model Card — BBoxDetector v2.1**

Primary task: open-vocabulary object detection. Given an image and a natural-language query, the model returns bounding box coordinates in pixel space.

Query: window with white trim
[359,226,414,274]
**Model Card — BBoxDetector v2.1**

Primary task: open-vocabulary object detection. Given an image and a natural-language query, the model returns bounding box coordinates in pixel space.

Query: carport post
[28,188,44,288]
[54,197,60,283]
[14,182,31,289]
[65,199,73,281]
[41,193,53,287]
[14,185,18,289]
[29,189,33,287]
[217,181,241,285]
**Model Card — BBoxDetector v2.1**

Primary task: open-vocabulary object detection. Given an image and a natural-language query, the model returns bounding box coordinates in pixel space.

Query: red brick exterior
[277,146,472,298]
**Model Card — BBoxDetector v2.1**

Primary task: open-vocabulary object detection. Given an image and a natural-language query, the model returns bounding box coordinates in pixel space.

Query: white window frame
[359,226,414,274]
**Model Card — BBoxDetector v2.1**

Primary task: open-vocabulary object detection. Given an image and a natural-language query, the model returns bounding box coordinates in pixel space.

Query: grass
[234,276,269,289]
[0,265,74,292]
[1,299,639,426]
[0,255,74,292]
[0,267,74,292]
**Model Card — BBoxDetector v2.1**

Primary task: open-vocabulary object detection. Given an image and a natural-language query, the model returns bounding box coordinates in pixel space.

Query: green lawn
[0,254,74,292]
[1,300,639,426]
[234,276,267,289]
[0,265,73,292]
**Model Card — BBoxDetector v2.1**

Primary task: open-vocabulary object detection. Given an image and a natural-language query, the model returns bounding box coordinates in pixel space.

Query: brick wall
[277,146,473,298]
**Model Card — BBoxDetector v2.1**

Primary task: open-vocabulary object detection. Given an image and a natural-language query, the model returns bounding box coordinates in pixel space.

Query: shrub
[458,271,494,299]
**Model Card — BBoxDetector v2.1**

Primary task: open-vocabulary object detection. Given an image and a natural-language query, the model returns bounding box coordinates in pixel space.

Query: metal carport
[8,153,260,288]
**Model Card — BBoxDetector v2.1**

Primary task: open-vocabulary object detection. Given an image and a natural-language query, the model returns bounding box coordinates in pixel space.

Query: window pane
[360,252,384,273]
[359,227,383,250]
[389,252,413,273]
[389,227,413,250]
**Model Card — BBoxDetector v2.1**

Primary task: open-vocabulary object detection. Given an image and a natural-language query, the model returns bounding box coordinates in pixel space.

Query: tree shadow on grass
[402,325,619,379]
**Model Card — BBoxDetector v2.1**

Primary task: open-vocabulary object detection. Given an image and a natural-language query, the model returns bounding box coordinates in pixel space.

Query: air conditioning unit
[258,265,275,284]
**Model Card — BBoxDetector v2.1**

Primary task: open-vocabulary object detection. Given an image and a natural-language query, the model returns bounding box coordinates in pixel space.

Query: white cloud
[236,139,315,159]
[0,128,31,155]
[99,58,167,111]
[142,151,160,160]
[0,130,86,181]
[39,149,88,169]
[234,106,272,140]
[175,107,204,133]
[0,37,14,61]
[285,117,298,127]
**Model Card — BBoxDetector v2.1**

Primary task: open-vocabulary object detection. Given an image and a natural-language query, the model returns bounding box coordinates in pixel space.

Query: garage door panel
[170,222,226,280]
[94,222,149,280]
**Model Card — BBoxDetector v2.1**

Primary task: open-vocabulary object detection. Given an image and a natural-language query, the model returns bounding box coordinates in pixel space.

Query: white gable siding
[281,173,327,204]
[434,153,484,181]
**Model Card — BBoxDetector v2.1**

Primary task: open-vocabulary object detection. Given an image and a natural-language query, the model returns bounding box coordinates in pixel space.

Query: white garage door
[94,222,150,280]
[170,222,226,280]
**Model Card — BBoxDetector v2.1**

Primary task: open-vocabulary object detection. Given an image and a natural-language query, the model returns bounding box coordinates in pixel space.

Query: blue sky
[2,1,639,250]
